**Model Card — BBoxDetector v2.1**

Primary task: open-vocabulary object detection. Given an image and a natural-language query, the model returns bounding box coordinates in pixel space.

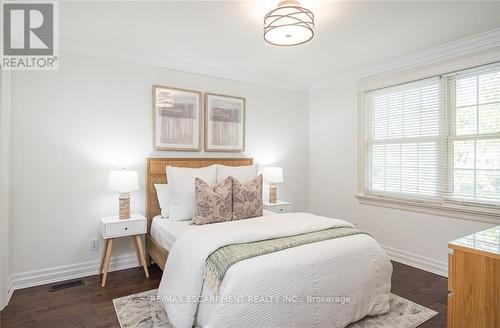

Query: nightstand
[99,213,149,287]
[263,200,293,214]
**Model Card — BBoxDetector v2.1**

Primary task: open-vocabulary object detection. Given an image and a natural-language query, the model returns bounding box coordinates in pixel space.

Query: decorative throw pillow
[232,175,263,220]
[192,177,233,225]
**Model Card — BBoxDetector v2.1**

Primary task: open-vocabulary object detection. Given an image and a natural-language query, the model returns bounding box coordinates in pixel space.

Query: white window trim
[357,86,500,225]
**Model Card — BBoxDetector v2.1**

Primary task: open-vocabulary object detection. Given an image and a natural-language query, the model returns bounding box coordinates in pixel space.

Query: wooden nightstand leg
[134,235,150,278]
[99,239,109,275]
[133,237,141,267]
[101,238,113,287]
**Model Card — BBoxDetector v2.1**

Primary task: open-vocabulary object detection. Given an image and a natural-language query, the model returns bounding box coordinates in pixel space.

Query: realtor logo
[1,1,59,70]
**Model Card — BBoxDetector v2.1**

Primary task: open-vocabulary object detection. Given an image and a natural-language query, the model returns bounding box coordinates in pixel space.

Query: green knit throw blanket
[204,226,369,293]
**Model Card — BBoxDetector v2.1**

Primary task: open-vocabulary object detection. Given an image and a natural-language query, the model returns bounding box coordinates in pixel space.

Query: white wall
[9,53,309,286]
[6,31,498,297]
[308,51,499,275]
[0,70,12,310]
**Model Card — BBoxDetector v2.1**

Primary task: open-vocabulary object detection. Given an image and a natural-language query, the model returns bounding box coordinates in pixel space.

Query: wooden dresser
[448,226,500,328]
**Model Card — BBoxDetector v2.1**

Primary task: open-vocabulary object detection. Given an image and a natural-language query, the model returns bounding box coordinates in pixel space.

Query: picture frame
[153,85,202,151]
[204,93,246,152]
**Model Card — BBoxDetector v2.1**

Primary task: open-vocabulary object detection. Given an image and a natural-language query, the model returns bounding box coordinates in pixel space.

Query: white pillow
[216,164,259,183]
[167,165,217,220]
[154,183,170,218]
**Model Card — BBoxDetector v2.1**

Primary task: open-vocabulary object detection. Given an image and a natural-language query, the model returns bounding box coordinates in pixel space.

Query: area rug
[113,289,438,328]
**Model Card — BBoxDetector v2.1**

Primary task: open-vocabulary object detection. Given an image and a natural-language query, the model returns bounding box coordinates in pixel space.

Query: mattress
[151,216,196,250]
[151,210,276,250]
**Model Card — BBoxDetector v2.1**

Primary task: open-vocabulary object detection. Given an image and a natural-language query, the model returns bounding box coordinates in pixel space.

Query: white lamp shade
[108,170,139,192]
[262,167,284,184]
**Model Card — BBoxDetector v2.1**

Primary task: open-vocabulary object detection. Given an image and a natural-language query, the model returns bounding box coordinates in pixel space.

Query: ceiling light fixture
[263,0,314,46]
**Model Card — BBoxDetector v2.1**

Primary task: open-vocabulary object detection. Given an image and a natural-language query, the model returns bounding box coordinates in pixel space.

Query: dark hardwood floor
[0,261,447,328]
[390,262,447,328]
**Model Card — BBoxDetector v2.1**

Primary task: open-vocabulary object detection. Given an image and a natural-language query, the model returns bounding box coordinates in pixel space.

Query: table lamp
[263,167,283,204]
[108,169,139,219]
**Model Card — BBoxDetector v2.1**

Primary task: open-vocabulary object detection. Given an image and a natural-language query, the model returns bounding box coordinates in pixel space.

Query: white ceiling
[60,1,500,89]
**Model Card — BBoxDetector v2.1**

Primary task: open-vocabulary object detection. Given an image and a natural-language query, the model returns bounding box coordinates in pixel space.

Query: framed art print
[204,93,246,152]
[153,85,202,151]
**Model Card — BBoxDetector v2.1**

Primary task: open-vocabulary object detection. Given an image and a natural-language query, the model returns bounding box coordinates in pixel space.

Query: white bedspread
[157,212,392,328]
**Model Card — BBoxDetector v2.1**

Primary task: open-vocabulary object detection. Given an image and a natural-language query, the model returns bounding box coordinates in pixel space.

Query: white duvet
[158,212,392,328]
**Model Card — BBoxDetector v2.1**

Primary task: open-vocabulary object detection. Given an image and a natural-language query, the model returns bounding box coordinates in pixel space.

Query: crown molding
[56,28,500,92]
[310,27,500,91]
[60,38,309,92]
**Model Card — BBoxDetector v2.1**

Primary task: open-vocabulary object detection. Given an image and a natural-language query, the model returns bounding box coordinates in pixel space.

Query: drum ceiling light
[263,0,314,46]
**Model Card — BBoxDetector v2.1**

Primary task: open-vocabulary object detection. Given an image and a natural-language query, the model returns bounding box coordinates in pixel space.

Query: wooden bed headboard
[146,157,253,232]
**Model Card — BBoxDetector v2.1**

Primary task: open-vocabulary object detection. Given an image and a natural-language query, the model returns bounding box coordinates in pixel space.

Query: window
[366,78,442,200]
[447,68,500,205]
[362,64,500,213]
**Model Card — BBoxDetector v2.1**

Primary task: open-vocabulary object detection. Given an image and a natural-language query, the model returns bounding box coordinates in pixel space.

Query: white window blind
[363,63,500,209]
[446,66,500,205]
[366,78,442,199]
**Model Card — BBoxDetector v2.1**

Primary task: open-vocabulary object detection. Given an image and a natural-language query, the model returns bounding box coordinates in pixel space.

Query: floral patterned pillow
[192,176,233,225]
[232,175,263,220]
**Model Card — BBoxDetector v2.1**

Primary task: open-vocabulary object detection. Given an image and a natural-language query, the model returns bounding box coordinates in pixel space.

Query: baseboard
[4,276,14,309]
[7,254,139,294]
[381,244,448,277]
[4,245,447,308]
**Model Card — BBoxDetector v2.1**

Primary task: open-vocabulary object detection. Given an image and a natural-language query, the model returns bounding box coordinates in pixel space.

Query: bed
[146,158,393,328]
[145,157,255,269]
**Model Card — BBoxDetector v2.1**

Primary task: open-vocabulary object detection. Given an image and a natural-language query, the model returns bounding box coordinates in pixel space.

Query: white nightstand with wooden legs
[263,200,294,213]
[99,213,149,287]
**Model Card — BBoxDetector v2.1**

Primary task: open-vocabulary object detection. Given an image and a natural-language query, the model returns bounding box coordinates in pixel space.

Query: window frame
[357,65,500,224]
[364,78,444,201]
[444,69,500,208]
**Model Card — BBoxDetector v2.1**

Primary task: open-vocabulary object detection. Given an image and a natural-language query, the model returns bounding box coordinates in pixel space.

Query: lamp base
[269,184,278,204]
[119,192,131,220]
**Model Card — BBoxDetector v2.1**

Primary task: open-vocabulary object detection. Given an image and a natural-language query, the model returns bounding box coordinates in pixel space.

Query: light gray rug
[113,289,437,328]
